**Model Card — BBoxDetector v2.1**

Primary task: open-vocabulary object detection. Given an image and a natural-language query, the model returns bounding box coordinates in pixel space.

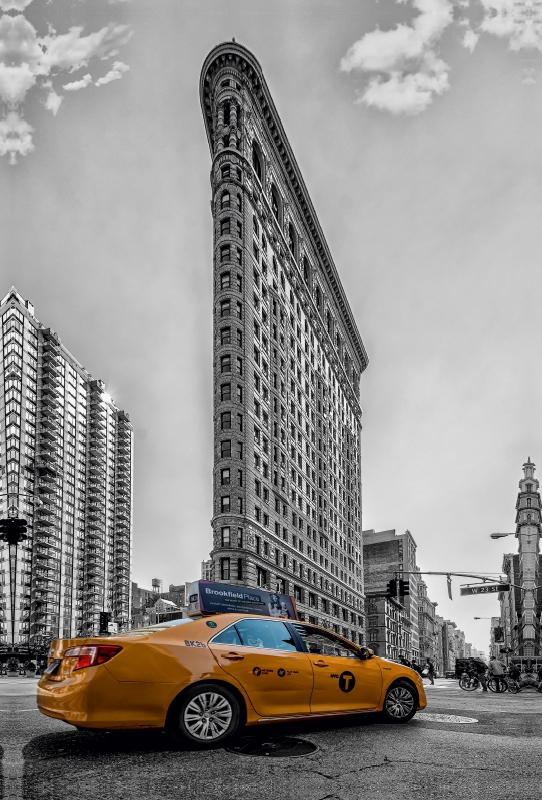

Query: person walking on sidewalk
[422,658,435,685]
[488,655,505,691]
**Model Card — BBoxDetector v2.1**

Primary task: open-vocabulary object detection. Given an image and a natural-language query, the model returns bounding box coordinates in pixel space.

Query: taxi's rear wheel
[382,680,417,723]
[167,684,241,748]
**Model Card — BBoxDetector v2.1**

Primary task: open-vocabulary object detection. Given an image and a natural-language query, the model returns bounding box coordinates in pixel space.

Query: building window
[271,184,281,221]
[303,257,310,285]
[220,557,230,580]
[237,558,243,579]
[221,191,230,209]
[257,566,267,587]
[221,526,231,546]
[220,244,230,263]
[221,468,230,485]
[236,356,243,374]
[220,270,231,288]
[220,440,231,458]
[255,506,261,522]
[221,164,230,179]
[221,383,231,401]
[237,385,243,402]
[527,498,532,507]
[236,301,243,319]
[315,286,322,312]
[220,299,230,317]
[220,219,231,237]
[220,355,231,373]
[220,327,231,345]
[288,222,297,259]
[221,411,231,429]
[236,329,243,347]
[252,141,263,184]
[221,496,231,513]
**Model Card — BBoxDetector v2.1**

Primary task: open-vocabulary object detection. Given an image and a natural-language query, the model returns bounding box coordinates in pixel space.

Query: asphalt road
[3,677,542,800]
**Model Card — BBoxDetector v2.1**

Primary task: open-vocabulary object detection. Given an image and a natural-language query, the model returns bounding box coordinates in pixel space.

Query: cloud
[0,109,33,164]
[95,60,129,86]
[361,62,449,114]
[0,9,132,162]
[0,0,33,9]
[341,0,453,114]
[40,24,132,72]
[462,29,479,52]
[62,73,92,91]
[44,87,62,114]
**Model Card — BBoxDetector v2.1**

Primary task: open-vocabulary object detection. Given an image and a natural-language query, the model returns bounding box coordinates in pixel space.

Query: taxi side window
[210,626,242,646]
[235,619,297,651]
[293,625,360,659]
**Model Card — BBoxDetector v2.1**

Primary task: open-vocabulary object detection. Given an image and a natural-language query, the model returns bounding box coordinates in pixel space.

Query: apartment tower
[0,288,133,646]
[200,43,368,643]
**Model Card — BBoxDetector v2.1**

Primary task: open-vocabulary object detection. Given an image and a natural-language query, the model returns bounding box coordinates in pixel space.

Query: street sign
[460,583,510,595]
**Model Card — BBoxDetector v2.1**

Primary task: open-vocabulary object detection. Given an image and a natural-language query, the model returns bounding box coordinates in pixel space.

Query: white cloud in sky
[95,60,129,86]
[0,109,33,164]
[44,87,62,114]
[462,29,479,52]
[0,0,33,9]
[341,0,453,114]
[342,0,540,114]
[0,8,132,162]
[63,73,92,91]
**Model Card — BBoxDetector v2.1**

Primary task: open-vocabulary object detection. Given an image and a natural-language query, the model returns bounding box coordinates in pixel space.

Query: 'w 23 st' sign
[460,584,510,595]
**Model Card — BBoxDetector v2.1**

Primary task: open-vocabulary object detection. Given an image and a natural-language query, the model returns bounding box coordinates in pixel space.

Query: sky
[2,0,542,653]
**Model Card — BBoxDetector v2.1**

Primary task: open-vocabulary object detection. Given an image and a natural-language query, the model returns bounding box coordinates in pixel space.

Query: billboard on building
[187,581,298,620]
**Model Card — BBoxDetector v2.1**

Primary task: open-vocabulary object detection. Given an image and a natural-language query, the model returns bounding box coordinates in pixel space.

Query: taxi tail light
[63,645,123,671]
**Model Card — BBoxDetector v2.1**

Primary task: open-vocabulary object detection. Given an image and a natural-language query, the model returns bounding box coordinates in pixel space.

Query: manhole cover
[416,713,478,724]
[227,736,318,757]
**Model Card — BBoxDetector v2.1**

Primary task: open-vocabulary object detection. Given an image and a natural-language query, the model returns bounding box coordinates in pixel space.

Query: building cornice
[200,42,368,375]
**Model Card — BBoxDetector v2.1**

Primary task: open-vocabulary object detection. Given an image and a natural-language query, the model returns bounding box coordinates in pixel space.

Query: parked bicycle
[487,674,520,694]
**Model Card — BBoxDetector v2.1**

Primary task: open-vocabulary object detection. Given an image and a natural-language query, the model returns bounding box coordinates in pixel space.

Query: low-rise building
[365,593,410,661]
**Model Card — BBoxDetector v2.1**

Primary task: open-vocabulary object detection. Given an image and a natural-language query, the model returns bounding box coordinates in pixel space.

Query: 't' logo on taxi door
[339,671,356,693]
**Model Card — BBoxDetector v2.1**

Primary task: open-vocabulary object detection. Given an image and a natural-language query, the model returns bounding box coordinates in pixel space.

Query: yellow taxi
[38,613,426,747]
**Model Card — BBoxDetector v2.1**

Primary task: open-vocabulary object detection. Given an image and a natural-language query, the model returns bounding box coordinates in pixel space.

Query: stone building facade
[362,529,420,658]
[499,458,542,660]
[0,288,132,646]
[200,42,368,642]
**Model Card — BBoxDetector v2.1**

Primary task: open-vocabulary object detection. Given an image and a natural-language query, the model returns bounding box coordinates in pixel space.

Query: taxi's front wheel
[167,684,241,748]
[381,681,418,723]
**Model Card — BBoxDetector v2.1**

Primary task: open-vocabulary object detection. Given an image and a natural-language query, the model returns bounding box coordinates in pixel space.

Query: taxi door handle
[313,660,329,667]
[221,652,244,661]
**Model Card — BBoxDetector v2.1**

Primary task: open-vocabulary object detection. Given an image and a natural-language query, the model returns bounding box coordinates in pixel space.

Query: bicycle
[487,675,520,694]
[459,670,482,691]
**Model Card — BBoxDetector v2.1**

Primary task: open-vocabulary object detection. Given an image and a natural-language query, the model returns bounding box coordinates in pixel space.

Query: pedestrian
[410,658,423,676]
[536,663,542,691]
[488,655,505,691]
[422,658,435,685]
[399,655,411,668]
[472,656,488,691]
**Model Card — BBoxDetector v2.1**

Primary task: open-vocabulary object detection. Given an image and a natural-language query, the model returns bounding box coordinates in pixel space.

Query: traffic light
[494,626,504,643]
[399,579,410,596]
[386,579,397,597]
[99,612,112,635]
[0,518,28,545]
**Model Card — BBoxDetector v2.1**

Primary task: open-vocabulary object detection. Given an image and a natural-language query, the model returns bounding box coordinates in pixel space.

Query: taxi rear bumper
[37,668,187,729]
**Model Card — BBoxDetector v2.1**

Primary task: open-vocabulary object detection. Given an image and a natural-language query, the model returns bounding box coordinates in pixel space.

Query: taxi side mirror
[358,647,374,660]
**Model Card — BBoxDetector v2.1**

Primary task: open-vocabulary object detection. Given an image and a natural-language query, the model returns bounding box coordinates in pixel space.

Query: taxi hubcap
[385,686,415,718]
[184,692,233,740]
